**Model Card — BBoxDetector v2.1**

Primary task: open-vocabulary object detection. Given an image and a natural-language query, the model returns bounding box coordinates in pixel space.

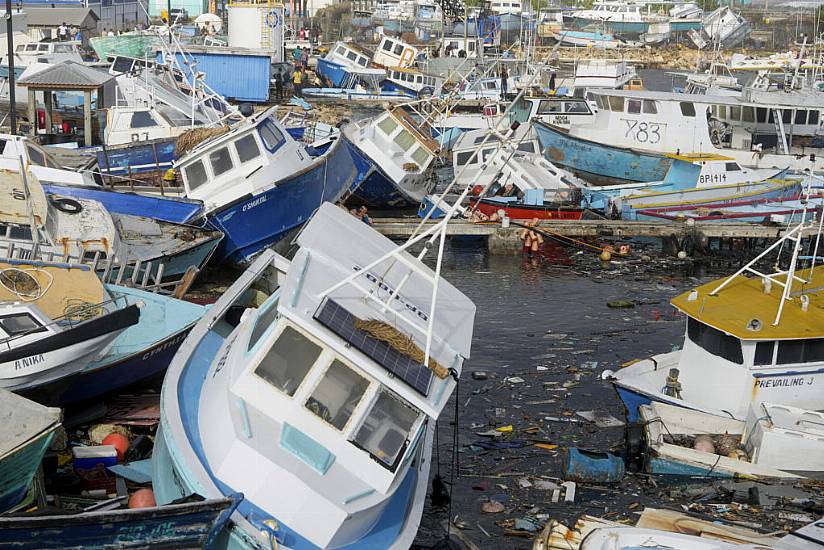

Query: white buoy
[677,251,687,259]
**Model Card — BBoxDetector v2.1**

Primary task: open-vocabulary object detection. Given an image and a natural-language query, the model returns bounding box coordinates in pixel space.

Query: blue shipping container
[158,51,271,103]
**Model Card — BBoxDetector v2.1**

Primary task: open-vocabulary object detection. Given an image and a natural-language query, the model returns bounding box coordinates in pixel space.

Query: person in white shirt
[58,23,68,41]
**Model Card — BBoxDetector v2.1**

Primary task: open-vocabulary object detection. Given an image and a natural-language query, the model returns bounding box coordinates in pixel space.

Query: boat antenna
[709,156,818,325]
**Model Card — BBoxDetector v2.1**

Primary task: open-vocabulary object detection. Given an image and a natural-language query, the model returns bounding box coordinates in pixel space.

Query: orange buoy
[128,488,156,509]
[472,185,483,196]
[102,433,130,462]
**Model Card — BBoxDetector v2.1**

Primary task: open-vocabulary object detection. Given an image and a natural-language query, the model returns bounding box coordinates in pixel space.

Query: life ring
[418,86,434,98]
[51,197,83,214]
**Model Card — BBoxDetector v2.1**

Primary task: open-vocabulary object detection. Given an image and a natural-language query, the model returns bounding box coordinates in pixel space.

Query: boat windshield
[687,317,743,364]
[351,388,420,471]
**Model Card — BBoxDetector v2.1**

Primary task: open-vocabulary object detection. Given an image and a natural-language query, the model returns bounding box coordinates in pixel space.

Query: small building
[23,7,100,43]
[0,9,28,35]
[20,1,148,34]
[157,46,272,102]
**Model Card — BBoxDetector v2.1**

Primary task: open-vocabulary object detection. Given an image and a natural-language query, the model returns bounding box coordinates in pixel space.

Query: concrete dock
[372,218,815,254]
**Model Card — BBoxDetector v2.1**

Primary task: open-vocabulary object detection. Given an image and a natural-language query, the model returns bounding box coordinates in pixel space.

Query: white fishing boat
[534,88,824,183]
[152,201,476,549]
[384,67,444,97]
[341,106,439,208]
[608,171,824,422]
[316,42,381,88]
[0,259,139,392]
[688,6,750,49]
[0,41,83,79]
[372,35,419,69]
[569,0,703,34]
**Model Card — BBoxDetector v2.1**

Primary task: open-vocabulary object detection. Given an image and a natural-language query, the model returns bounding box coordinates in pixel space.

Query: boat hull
[534,121,674,184]
[0,496,240,549]
[206,136,362,264]
[341,135,431,209]
[40,183,203,225]
[19,286,204,406]
[0,428,56,513]
[96,138,177,177]
[315,58,348,87]
[471,198,584,220]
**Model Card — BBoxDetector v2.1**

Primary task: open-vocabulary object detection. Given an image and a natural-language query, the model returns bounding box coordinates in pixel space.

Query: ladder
[773,108,789,154]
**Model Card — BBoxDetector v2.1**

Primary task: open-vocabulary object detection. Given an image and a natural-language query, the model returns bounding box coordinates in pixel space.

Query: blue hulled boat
[341,106,439,209]
[0,390,61,512]
[22,284,206,406]
[152,202,476,549]
[0,495,241,548]
[315,42,379,88]
[534,119,674,185]
[96,138,176,178]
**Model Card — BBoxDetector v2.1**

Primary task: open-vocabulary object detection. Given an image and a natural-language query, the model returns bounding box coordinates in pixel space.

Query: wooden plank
[635,508,780,546]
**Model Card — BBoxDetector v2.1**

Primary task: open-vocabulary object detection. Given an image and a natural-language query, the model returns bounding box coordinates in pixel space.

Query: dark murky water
[409,238,744,549]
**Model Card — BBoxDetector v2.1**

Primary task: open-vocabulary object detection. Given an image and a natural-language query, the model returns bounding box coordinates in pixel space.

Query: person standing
[292,67,303,97]
[300,47,309,70]
[58,22,68,41]
[274,71,283,100]
[500,65,508,97]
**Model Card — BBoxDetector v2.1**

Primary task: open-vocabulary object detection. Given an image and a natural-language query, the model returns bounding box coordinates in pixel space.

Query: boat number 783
[622,119,664,144]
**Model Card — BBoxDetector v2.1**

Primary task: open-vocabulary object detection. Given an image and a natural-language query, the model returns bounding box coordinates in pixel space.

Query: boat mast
[709,159,820,326]
[13,138,40,254]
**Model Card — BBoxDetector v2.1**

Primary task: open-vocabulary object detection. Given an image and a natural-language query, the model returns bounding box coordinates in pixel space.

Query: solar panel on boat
[314,299,433,396]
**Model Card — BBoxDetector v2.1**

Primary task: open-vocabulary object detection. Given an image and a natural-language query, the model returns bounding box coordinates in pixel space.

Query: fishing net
[64,299,104,321]
[353,319,448,379]
[0,268,41,299]
[175,126,231,157]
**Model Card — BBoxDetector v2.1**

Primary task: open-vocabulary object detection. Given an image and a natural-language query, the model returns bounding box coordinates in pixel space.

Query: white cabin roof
[594,88,824,109]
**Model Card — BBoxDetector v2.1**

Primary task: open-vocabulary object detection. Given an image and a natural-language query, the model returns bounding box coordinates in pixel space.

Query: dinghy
[152,202,476,549]
[0,389,61,512]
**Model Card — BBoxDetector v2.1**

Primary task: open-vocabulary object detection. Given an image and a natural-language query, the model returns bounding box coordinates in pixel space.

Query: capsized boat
[0,168,222,282]
[581,527,771,550]
[0,388,61,512]
[0,259,139,393]
[608,186,824,421]
[0,495,240,549]
[152,202,476,549]
[636,195,823,223]
[552,29,627,49]
[342,106,439,208]
[316,42,381,88]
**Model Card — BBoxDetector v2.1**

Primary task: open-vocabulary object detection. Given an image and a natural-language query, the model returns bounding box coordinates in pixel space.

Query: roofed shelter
[17,61,114,146]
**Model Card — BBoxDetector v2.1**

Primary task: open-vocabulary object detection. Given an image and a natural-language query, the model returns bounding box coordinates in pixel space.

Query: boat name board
[242,195,268,213]
[699,173,728,185]
[353,265,429,322]
[551,115,570,126]
[754,375,814,388]
[14,353,45,371]
[622,119,665,145]
[141,331,188,361]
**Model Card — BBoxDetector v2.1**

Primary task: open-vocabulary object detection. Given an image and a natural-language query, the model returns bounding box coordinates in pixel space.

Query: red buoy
[128,488,156,509]
[472,185,483,196]
[102,433,129,462]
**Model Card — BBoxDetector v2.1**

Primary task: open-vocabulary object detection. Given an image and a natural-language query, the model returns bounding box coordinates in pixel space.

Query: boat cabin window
[306,360,370,430]
[680,102,696,117]
[382,39,393,51]
[411,145,429,166]
[608,96,624,112]
[730,106,741,121]
[565,100,589,114]
[455,151,474,166]
[743,107,755,123]
[393,129,416,151]
[0,313,44,337]
[725,162,740,171]
[687,318,742,364]
[756,339,824,366]
[642,100,657,114]
[351,388,419,471]
[248,300,279,351]
[538,100,562,114]
[627,99,642,114]
[184,160,209,191]
[209,147,234,177]
[255,326,322,397]
[346,50,358,62]
[357,56,367,67]
[795,110,807,125]
[26,145,46,167]
[377,116,398,136]
[335,45,347,56]
[0,223,32,241]
[517,142,535,153]
[258,118,285,152]
[809,111,819,125]
[53,44,76,53]
[130,111,158,129]
[394,44,404,55]
[234,134,261,163]
[756,108,767,123]
[595,95,608,111]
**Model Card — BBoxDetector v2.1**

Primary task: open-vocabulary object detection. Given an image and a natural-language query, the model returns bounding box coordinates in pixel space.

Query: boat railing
[0,242,199,297]
[0,292,131,351]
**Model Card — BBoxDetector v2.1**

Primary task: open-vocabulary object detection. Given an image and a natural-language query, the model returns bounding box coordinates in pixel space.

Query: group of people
[57,23,81,42]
